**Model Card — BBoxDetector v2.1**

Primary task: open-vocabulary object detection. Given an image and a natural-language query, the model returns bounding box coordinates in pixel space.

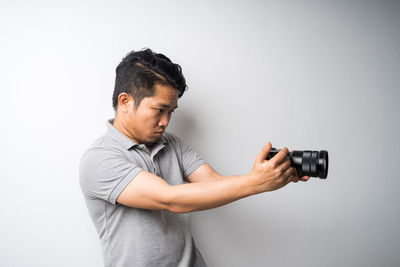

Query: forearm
[118,144,304,212]
[165,174,255,213]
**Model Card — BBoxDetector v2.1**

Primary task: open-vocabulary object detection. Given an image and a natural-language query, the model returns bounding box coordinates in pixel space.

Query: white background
[1,1,399,266]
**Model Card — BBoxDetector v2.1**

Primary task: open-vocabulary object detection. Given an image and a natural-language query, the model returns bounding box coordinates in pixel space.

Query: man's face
[117,83,178,145]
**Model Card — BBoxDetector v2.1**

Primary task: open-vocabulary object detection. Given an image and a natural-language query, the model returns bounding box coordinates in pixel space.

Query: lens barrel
[266,148,329,179]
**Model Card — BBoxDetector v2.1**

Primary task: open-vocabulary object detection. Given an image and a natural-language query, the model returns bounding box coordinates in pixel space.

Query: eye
[168,110,175,114]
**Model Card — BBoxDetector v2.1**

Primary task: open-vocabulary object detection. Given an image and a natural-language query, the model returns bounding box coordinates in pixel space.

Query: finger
[290,168,299,178]
[271,147,289,165]
[279,158,292,173]
[287,169,299,183]
[291,168,300,183]
[290,174,300,183]
[256,142,272,163]
[282,166,295,180]
[288,174,299,183]
[300,176,310,182]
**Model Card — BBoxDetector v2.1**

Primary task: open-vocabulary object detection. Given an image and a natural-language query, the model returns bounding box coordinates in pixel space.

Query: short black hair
[112,48,187,111]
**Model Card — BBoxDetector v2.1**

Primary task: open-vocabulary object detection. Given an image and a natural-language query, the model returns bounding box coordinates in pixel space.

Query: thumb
[256,142,272,163]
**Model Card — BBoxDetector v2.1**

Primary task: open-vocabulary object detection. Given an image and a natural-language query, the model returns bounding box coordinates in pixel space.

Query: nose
[158,113,170,128]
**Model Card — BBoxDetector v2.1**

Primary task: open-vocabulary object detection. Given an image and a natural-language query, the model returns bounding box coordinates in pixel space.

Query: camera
[266,148,329,179]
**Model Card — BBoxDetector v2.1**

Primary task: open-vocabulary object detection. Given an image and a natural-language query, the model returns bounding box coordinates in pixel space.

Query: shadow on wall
[169,108,203,146]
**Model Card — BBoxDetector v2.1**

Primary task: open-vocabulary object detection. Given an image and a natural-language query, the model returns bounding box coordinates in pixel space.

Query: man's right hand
[249,142,301,194]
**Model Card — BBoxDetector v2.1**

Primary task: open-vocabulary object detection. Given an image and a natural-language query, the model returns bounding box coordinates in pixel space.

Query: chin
[144,136,160,144]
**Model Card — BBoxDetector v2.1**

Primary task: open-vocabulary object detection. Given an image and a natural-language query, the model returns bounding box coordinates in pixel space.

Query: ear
[118,93,134,113]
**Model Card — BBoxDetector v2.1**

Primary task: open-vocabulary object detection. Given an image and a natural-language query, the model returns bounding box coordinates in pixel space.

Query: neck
[112,117,140,144]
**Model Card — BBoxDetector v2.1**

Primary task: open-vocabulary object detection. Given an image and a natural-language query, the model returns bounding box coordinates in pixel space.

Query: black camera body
[266,148,329,179]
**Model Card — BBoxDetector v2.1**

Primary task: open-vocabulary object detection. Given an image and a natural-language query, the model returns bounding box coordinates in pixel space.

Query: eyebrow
[156,103,178,109]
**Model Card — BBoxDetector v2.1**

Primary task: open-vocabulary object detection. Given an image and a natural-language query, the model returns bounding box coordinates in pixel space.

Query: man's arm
[117,142,309,213]
[187,161,309,183]
[117,169,254,213]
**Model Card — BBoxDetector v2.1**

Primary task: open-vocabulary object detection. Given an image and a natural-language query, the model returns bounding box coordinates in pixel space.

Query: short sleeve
[79,147,143,204]
[175,136,206,178]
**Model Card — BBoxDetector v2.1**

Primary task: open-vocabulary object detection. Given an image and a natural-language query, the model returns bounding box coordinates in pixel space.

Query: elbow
[161,199,192,213]
[163,188,194,214]
[164,198,194,214]
[167,205,191,214]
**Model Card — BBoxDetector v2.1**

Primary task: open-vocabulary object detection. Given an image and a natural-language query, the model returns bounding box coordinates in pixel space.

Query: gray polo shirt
[79,119,208,267]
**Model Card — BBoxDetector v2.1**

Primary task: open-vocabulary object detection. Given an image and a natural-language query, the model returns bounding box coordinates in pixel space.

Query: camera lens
[267,148,329,179]
[317,150,329,179]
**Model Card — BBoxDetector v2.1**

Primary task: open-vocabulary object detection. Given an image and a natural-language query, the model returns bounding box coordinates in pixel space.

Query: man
[79,48,309,267]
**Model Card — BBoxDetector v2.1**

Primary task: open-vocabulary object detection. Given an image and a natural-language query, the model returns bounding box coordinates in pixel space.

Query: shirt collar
[105,119,166,151]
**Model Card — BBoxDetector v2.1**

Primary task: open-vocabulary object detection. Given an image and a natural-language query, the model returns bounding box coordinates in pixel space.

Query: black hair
[112,48,187,111]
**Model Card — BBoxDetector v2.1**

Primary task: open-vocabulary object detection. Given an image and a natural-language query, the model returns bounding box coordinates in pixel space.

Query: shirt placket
[151,144,164,177]
[151,155,161,176]
[137,143,164,176]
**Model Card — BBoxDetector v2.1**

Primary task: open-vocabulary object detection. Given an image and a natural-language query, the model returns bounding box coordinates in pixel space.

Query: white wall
[1,1,399,266]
